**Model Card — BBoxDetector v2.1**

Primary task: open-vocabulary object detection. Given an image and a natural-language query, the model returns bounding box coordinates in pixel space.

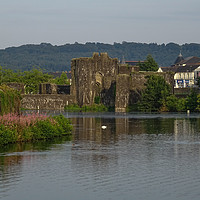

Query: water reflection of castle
[71,117,200,144]
[71,117,140,143]
[1,117,200,193]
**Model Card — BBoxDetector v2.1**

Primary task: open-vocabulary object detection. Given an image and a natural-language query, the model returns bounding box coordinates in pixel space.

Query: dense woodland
[0,42,200,72]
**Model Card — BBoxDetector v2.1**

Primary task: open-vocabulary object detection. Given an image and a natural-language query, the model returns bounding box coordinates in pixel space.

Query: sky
[0,0,200,49]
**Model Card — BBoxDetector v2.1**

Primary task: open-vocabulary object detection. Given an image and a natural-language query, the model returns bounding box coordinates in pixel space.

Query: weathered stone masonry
[21,82,74,110]
[21,94,75,110]
[71,52,118,107]
[115,71,174,112]
[21,52,174,111]
[71,53,174,112]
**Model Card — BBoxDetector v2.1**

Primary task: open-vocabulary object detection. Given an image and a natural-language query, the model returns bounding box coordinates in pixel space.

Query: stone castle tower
[71,53,119,107]
[71,53,174,112]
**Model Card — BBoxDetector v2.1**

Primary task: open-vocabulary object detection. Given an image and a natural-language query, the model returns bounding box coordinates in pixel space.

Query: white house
[158,55,200,88]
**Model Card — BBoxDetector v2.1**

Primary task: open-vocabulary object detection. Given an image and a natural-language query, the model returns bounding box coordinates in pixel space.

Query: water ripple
[2,114,200,200]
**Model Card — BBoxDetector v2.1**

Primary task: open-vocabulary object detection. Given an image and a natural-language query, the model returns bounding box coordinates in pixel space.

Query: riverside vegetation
[0,113,72,146]
[128,75,200,112]
[0,85,72,146]
[64,104,112,112]
[0,84,21,114]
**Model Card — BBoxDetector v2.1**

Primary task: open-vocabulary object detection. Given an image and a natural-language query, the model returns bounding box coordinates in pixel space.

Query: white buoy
[101,125,107,129]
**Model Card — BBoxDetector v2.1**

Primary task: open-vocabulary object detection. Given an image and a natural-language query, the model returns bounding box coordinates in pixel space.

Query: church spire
[174,49,184,64]
[179,48,182,57]
[121,55,125,64]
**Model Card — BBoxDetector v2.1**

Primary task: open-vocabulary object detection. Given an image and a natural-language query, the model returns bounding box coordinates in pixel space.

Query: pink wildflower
[0,113,51,128]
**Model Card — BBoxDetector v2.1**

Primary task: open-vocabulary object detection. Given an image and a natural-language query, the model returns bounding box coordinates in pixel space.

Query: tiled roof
[161,56,200,72]
[176,56,200,65]
[175,65,200,72]
[159,67,176,72]
[160,64,200,73]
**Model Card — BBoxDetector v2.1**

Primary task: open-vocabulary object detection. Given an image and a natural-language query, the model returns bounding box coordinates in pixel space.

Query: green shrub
[31,116,72,141]
[31,119,58,140]
[0,114,72,145]
[81,104,108,112]
[53,114,72,133]
[20,126,34,142]
[176,98,186,112]
[166,95,178,112]
[0,124,18,145]
[64,104,82,111]
[94,96,100,104]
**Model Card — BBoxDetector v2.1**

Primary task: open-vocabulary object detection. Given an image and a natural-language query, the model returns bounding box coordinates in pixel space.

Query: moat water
[1,112,200,200]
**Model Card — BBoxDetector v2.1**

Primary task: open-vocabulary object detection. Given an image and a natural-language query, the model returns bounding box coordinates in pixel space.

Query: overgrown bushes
[128,75,200,113]
[0,85,21,115]
[0,113,72,145]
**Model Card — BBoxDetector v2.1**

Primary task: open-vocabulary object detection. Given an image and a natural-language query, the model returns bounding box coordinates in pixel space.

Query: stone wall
[128,72,174,104]
[39,83,70,95]
[174,88,200,98]
[114,71,174,111]
[71,53,175,112]
[71,52,118,106]
[174,88,200,94]
[39,83,57,94]
[19,53,175,112]
[118,64,139,75]
[115,74,130,112]
[21,94,75,110]
[6,83,25,94]
[130,72,174,91]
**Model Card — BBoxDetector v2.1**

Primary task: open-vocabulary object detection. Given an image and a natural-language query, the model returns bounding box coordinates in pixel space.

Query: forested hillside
[0,42,200,72]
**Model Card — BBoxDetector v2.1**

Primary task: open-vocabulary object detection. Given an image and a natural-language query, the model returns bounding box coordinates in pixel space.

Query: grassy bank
[65,104,110,112]
[0,113,72,146]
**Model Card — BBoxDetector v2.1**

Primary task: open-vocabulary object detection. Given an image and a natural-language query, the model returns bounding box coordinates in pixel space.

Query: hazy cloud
[0,0,200,49]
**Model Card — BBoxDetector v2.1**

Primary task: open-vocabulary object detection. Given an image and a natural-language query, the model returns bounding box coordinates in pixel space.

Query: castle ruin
[71,53,174,112]
[21,52,174,111]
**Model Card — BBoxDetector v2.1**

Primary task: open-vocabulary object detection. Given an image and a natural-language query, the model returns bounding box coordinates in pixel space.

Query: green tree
[176,98,186,112]
[53,72,70,85]
[185,89,198,111]
[196,94,200,111]
[21,69,52,94]
[0,68,53,94]
[139,54,159,71]
[0,68,22,84]
[166,95,178,112]
[139,75,171,112]
[166,95,186,112]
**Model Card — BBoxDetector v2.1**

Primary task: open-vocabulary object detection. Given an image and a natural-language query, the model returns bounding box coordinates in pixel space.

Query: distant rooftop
[177,56,200,65]
[174,52,184,64]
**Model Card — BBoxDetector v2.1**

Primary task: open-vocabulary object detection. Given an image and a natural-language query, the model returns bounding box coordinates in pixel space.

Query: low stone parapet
[21,94,75,110]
